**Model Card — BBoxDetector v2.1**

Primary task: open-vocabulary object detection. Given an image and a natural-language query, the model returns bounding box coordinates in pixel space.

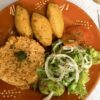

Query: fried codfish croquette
[31,13,53,46]
[47,3,64,38]
[15,6,32,37]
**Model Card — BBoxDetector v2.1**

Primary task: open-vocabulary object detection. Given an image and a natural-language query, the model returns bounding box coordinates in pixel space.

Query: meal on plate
[0,2,100,100]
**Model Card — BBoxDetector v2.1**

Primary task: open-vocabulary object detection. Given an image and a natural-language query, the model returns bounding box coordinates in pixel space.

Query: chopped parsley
[14,50,27,61]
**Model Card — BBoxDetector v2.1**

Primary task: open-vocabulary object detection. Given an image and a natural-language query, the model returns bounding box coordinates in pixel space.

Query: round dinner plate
[0,0,100,100]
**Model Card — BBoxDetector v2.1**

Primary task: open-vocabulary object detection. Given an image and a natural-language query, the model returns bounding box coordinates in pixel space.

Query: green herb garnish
[14,50,27,61]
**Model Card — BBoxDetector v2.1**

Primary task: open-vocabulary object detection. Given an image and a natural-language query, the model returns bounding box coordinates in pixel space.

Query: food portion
[62,26,94,46]
[47,3,64,38]
[39,79,65,96]
[68,70,89,98]
[37,40,100,100]
[90,48,100,64]
[31,13,53,46]
[0,36,45,89]
[0,2,100,100]
[15,6,32,37]
[15,3,64,46]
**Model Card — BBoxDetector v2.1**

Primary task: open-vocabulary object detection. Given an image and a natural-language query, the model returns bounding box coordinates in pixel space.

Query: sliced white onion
[45,54,79,83]
[42,91,54,100]
[55,54,79,83]
[62,46,74,53]
[82,54,92,69]
[52,41,62,53]
[58,65,66,81]
[51,56,56,64]
[45,54,66,82]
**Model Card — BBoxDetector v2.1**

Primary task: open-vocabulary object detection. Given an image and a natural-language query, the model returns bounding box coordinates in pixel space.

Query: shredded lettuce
[37,67,47,79]
[39,79,65,96]
[90,48,100,64]
[68,70,89,98]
